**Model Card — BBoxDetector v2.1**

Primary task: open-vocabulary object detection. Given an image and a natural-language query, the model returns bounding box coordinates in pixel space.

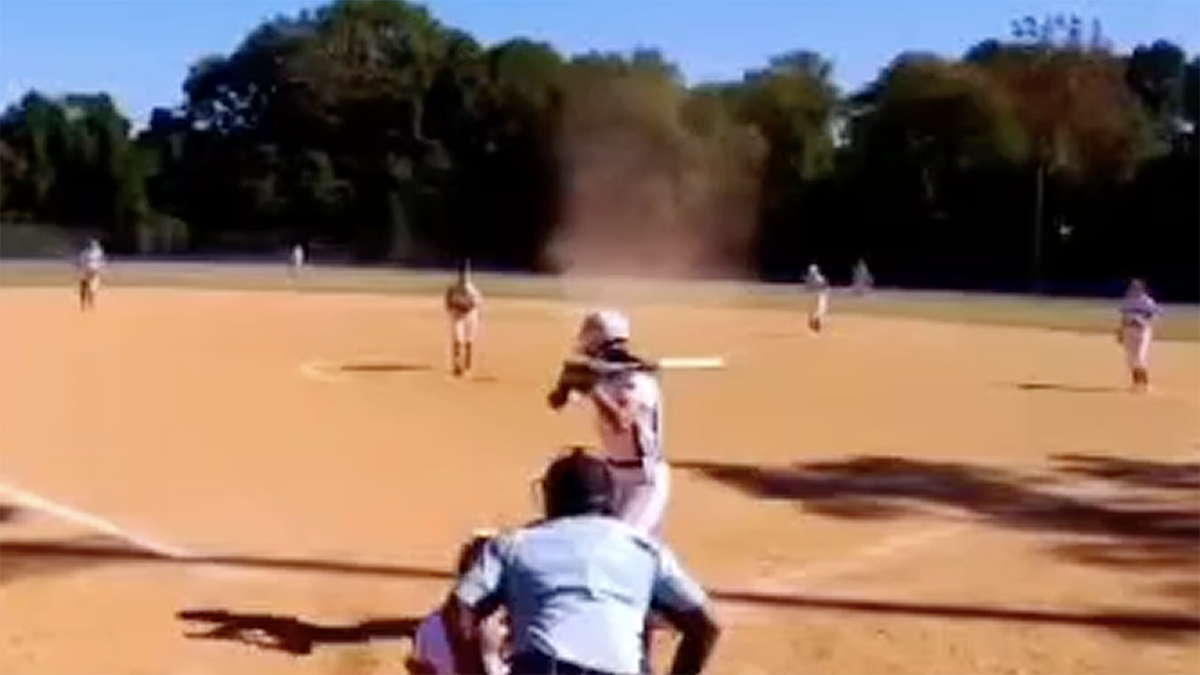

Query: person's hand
[560,359,602,392]
[547,385,571,410]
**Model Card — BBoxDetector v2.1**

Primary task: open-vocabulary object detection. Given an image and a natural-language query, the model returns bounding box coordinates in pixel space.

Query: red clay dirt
[1,286,1197,674]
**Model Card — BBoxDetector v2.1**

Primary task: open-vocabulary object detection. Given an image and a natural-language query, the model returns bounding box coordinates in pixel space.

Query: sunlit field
[0,264,1196,674]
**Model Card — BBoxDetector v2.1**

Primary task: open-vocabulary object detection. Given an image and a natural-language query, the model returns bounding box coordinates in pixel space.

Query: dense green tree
[1,0,1195,299]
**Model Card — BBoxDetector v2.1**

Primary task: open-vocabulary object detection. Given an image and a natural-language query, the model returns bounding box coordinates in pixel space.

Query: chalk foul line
[0,480,192,560]
[298,360,346,383]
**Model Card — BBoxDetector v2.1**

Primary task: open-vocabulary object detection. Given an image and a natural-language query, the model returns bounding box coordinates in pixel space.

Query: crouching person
[446,448,721,675]
[409,531,510,675]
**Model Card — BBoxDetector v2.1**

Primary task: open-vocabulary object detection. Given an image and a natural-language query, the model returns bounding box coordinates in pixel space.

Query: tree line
[1,0,1196,299]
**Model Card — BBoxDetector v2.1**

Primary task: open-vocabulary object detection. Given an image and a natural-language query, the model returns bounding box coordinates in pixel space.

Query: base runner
[77,239,105,311]
[1117,278,1160,393]
[805,263,830,332]
[444,260,482,377]
[547,310,670,538]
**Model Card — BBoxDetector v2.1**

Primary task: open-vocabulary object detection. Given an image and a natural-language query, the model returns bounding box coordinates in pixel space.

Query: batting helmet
[575,309,632,356]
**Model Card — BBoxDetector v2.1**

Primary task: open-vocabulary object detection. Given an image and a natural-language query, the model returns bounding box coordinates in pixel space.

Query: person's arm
[547,360,600,410]
[589,384,634,430]
[405,656,438,675]
[446,538,508,675]
[590,368,655,431]
[651,546,721,675]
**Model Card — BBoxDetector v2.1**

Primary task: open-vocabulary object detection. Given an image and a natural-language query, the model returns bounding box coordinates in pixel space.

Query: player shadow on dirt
[338,362,433,373]
[1009,381,1125,394]
[177,609,419,656]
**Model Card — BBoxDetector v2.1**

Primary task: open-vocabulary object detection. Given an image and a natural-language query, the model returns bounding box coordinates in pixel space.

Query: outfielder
[852,258,873,296]
[805,262,830,332]
[289,243,305,276]
[444,261,482,377]
[547,310,670,538]
[1117,278,1160,393]
[77,238,105,311]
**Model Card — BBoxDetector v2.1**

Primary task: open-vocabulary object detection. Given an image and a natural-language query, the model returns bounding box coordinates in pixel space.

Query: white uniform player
[852,258,873,296]
[549,310,670,537]
[77,239,105,311]
[445,261,482,377]
[289,244,305,275]
[805,263,830,332]
[1117,278,1160,393]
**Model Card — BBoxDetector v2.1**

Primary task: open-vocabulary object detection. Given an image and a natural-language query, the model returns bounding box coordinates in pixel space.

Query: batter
[547,310,670,538]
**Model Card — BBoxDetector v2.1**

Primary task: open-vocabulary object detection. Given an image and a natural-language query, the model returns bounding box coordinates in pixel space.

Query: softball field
[0,265,1197,674]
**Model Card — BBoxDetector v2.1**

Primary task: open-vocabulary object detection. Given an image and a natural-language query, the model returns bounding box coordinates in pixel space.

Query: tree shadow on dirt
[674,454,1198,542]
[177,609,419,656]
[715,590,1200,639]
[1036,454,1200,617]
[1051,453,1200,491]
[674,452,1200,632]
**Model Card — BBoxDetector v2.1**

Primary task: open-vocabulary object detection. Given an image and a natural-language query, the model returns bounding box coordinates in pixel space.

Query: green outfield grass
[2,260,1197,342]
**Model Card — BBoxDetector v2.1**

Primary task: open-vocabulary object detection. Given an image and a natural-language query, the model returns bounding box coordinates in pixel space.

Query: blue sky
[1,0,1197,127]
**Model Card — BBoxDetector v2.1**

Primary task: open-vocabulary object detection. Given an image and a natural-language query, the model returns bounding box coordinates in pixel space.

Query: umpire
[445,448,720,675]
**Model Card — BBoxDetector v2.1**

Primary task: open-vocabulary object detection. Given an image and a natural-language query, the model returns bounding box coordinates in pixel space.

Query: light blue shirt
[453,515,709,674]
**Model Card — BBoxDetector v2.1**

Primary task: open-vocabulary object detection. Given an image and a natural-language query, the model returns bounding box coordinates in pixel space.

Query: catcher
[444,261,482,377]
[546,310,670,538]
[410,530,509,675]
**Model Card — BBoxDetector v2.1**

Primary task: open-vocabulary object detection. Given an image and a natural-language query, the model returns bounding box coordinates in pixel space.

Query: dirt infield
[1,284,1197,674]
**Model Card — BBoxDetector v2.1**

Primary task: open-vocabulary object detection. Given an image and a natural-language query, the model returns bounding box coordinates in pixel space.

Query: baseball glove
[808,315,823,332]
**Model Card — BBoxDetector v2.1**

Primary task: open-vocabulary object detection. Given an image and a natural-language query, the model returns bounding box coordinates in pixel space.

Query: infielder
[1117,278,1160,393]
[547,310,670,538]
[805,262,830,332]
[444,261,482,377]
[77,238,105,311]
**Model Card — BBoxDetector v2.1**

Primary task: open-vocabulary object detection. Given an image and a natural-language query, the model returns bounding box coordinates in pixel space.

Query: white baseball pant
[812,290,829,319]
[80,271,101,294]
[1122,324,1152,370]
[451,310,480,344]
[608,460,671,538]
